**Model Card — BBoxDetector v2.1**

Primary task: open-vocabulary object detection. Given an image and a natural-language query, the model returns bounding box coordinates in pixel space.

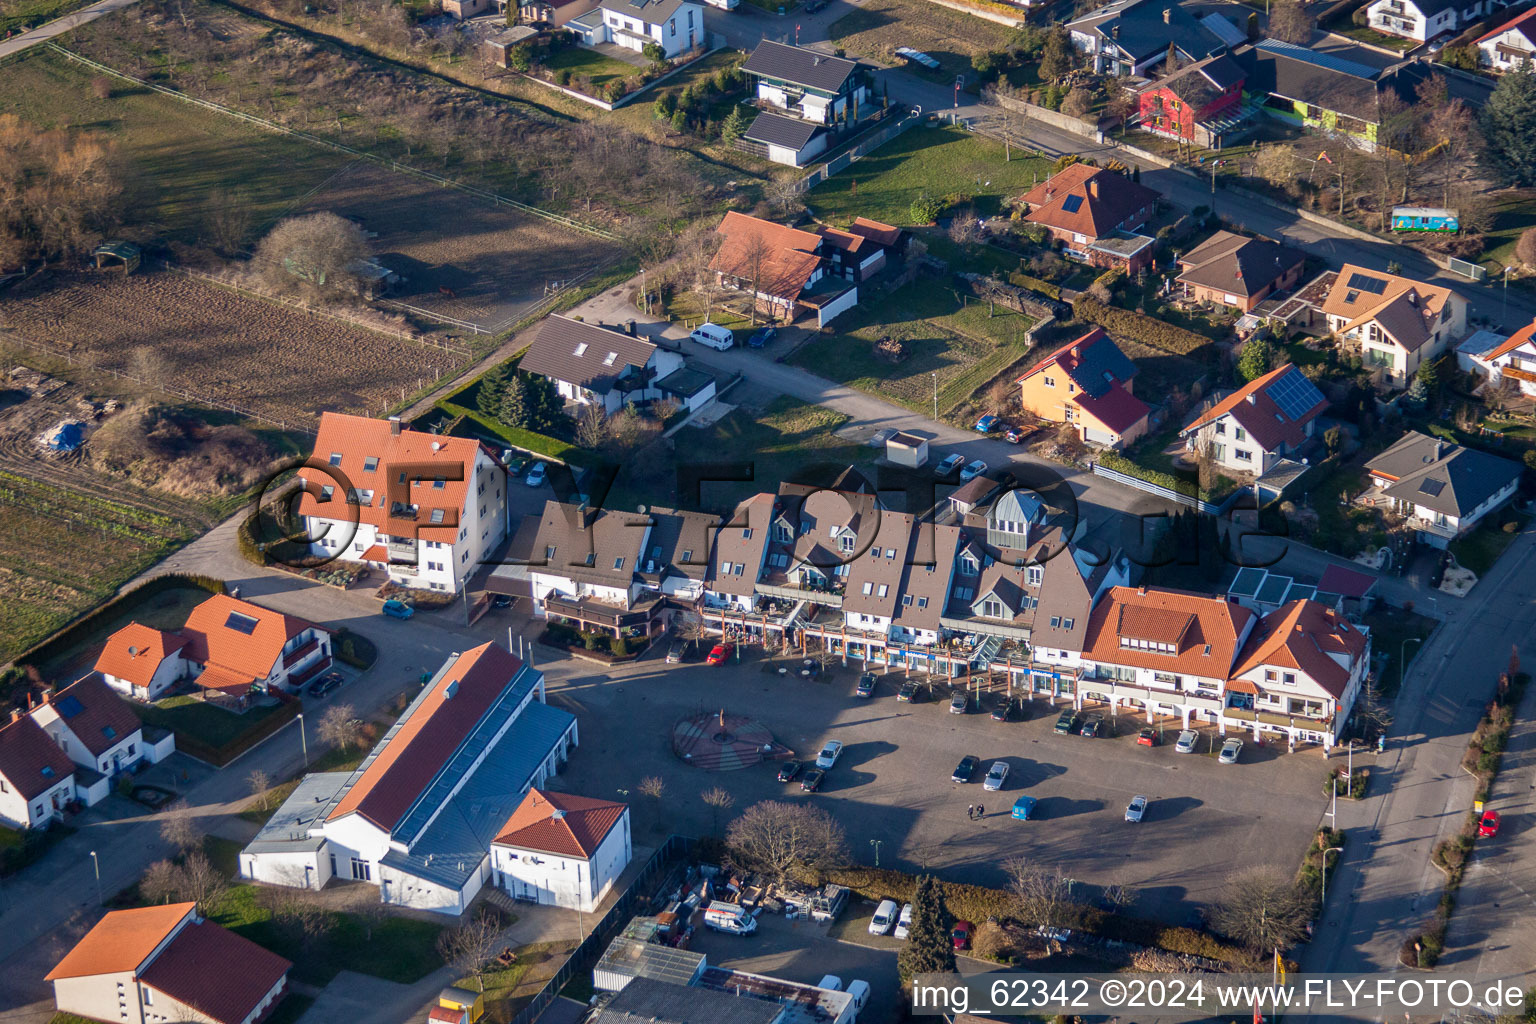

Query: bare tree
[700,786,735,837]
[574,404,608,449]
[947,210,983,250]
[258,885,334,953]
[1268,0,1313,44]
[693,267,727,326]
[637,774,666,833]
[1005,857,1080,944]
[1352,676,1393,736]
[129,345,170,385]
[764,176,805,218]
[435,909,504,991]
[140,859,183,905]
[725,800,848,887]
[254,211,369,294]
[672,610,706,650]
[1425,98,1479,207]
[203,189,255,256]
[159,800,202,855]
[1100,878,1139,914]
[177,850,228,914]
[318,704,364,751]
[1252,144,1305,193]
[247,769,272,812]
[739,229,775,327]
[1211,865,1312,952]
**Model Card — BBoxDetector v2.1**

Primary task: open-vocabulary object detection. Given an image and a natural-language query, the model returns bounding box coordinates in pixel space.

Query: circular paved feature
[672,710,789,771]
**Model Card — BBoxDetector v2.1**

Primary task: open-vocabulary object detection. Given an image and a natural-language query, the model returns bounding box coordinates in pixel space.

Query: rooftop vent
[444,679,460,700]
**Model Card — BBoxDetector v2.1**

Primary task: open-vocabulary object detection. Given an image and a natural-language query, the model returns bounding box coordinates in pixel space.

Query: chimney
[1163,6,1171,21]
[625,319,637,336]
[389,415,402,436]
[8,709,19,723]
[1435,440,1447,460]
[26,692,34,710]
[40,685,52,701]
[1070,345,1081,359]
[1088,178,1099,199]
[1138,585,1147,595]
[1112,23,1120,38]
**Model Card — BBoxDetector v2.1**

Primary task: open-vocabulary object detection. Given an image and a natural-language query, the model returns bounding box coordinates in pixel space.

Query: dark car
[1137,728,1159,746]
[802,768,826,792]
[777,760,803,783]
[951,755,980,783]
[1080,716,1102,738]
[991,699,1015,722]
[897,680,925,703]
[307,671,343,698]
[747,327,777,348]
[804,0,827,11]
[491,594,514,609]
[666,639,687,664]
[856,673,877,698]
[1054,709,1081,735]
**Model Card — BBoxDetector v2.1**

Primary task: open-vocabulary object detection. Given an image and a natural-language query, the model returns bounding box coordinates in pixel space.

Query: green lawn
[1478,190,1536,275]
[788,279,1034,418]
[829,0,1018,80]
[1449,511,1528,576]
[807,125,1052,226]
[0,49,352,247]
[1362,605,1436,698]
[541,46,641,90]
[1328,23,1418,51]
[0,0,92,34]
[132,695,287,750]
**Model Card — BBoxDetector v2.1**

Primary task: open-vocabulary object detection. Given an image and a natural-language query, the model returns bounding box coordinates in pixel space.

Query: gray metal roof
[245,772,350,854]
[591,978,780,1024]
[380,700,576,891]
[742,110,821,151]
[594,934,706,989]
[742,40,857,93]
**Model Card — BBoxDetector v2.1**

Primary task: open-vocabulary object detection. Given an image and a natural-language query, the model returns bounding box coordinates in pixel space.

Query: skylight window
[430,509,446,524]
[574,343,589,357]
[363,456,379,472]
[329,452,342,466]
[225,612,260,635]
[603,351,618,366]
[319,485,334,501]
[877,584,889,597]
[862,582,874,595]
[614,557,625,569]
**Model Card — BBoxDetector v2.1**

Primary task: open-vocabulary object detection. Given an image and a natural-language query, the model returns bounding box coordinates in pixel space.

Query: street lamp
[1400,636,1424,695]
[869,839,883,867]
[295,712,309,767]
[931,372,938,421]
[1503,265,1512,329]
[1319,846,1343,905]
[89,850,102,906]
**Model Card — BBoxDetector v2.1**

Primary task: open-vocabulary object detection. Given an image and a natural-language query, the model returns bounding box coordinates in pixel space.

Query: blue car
[974,415,1000,433]
[747,327,777,349]
[382,598,414,620]
[1011,795,1038,820]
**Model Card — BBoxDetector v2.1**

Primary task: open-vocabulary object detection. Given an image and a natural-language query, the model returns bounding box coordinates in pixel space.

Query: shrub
[1009,271,1060,299]
[612,636,631,657]
[554,69,571,86]
[333,629,377,670]
[910,196,945,224]
[1071,297,1211,356]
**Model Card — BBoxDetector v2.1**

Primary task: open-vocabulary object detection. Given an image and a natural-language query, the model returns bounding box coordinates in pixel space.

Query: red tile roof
[0,714,76,801]
[1231,599,1368,699]
[1019,164,1160,240]
[328,643,526,831]
[181,595,327,697]
[94,623,189,688]
[847,218,902,247]
[297,412,498,544]
[137,916,292,1024]
[492,789,627,858]
[46,903,195,980]
[1484,318,1536,363]
[709,212,823,303]
[1476,6,1536,44]
[43,677,142,758]
[1074,384,1152,435]
[1181,363,1327,452]
[1081,587,1254,677]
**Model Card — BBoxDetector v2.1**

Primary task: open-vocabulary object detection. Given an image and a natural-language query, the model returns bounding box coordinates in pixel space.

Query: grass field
[0,49,351,248]
[542,46,641,90]
[1479,189,1536,275]
[0,0,91,34]
[1449,511,1528,576]
[788,279,1035,418]
[132,695,288,749]
[807,125,1052,226]
[829,0,1018,80]
[0,470,193,664]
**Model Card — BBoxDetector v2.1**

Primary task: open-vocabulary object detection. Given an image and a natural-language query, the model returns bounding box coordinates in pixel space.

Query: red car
[950,920,973,950]
[1137,728,1159,747]
[1478,809,1501,837]
[706,643,734,665]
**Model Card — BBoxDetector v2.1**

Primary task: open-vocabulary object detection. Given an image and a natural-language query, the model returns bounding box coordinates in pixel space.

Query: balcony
[754,581,844,608]
[1223,707,1328,728]
[1076,678,1224,715]
[1407,516,1459,539]
[283,638,321,669]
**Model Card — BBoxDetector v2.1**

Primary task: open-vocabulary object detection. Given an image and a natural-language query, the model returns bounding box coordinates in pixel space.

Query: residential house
[704,493,776,612]
[240,643,578,914]
[756,483,889,603]
[1175,230,1306,312]
[1469,318,1536,396]
[845,217,906,255]
[30,677,172,783]
[1017,164,1160,273]
[519,0,595,25]
[742,42,867,125]
[1365,0,1507,42]
[948,475,1001,518]
[817,226,888,283]
[0,712,78,829]
[298,412,509,593]
[94,623,191,700]
[886,524,962,651]
[47,903,291,1024]
[740,112,829,168]
[1016,328,1152,448]
[1476,7,1536,69]
[489,789,631,911]
[1135,54,1247,147]
[566,0,705,59]
[521,501,666,639]
[521,316,710,415]
[1067,0,1233,76]
[1363,431,1522,546]
[1314,264,1467,387]
[1180,364,1329,475]
[841,511,916,637]
[1229,599,1370,747]
[709,212,858,326]
[635,506,719,605]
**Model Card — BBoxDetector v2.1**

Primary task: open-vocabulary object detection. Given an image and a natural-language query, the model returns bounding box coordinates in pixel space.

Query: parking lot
[548,644,1328,922]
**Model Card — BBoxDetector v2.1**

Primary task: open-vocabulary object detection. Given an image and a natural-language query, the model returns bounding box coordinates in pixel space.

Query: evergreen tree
[897,875,956,984]
[721,104,751,143]
[1237,337,1273,382]
[1039,26,1073,83]
[496,374,532,429]
[1415,355,1439,392]
[523,374,570,435]
[476,364,511,419]
[1481,66,1536,185]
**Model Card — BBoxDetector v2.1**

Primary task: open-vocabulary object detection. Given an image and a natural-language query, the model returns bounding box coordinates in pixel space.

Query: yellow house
[1016,328,1151,449]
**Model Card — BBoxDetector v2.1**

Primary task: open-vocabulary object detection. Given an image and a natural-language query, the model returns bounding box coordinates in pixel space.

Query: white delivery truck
[703,901,758,935]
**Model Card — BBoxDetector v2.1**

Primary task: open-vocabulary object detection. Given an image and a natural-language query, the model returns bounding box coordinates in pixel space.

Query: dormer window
[886,548,897,558]
[958,554,978,575]
[329,452,343,466]
[545,545,556,559]
[982,598,1003,618]
[917,596,928,608]
[1027,566,1043,586]
[840,535,855,552]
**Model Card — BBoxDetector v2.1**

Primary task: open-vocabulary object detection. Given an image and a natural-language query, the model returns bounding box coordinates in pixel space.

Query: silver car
[949,692,968,714]
[983,761,1010,791]
[1125,795,1148,823]
[1175,730,1199,754]
[1219,738,1243,764]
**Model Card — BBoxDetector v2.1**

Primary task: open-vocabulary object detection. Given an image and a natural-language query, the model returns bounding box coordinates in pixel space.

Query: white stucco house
[1365,0,1506,42]
[489,789,632,911]
[0,711,79,829]
[567,0,705,59]
[1180,363,1329,476]
[1466,318,1536,396]
[520,316,714,416]
[30,677,173,781]
[1363,431,1523,547]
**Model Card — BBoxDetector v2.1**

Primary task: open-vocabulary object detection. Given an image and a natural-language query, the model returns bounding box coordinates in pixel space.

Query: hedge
[333,629,377,671]
[1072,296,1212,356]
[1096,450,1201,498]
[432,400,589,467]
[1008,271,1061,300]
[15,573,226,671]
[142,695,302,768]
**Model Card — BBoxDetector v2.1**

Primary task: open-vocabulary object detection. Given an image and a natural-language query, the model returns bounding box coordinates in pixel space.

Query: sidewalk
[0,0,142,60]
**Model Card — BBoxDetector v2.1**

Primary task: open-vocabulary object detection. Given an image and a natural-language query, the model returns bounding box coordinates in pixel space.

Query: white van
[868,899,898,935]
[690,323,734,350]
[817,975,843,992]
[703,900,757,935]
[845,980,871,1016]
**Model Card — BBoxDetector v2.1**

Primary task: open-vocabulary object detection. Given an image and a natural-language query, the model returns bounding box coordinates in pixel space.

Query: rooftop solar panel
[1254,38,1379,79]
[225,611,260,635]
[1346,272,1388,295]
[55,695,85,719]
[1267,368,1326,421]
[1061,194,1084,213]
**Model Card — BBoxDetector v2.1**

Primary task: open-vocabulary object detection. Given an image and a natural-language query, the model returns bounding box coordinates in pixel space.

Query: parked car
[951,755,979,783]
[666,639,687,664]
[501,455,528,476]
[491,594,514,609]
[897,680,924,702]
[525,462,547,487]
[948,691,968,714]
[381,598,414,620]
[1080,716,1102,738]
[894,903,913,940]
[307,671,343,698]
[801,768,826,792]
[816,740,843,769]
[1479,809,1501,837]
[1219,738,1243,764]
[991,699,1016,722]
[1137,728,1159,747]
[934,453,966,480]
[689,323,734,350]
[1175,730,1199,753]
[1003,426,1026,444]
[777,760,802,782]
[1054,709,1080,734]
[868,899,899,935]
[973,414,1000,434]
[706,643,733,665]
[1125,795,1149,823]
[959,459,988,482]
[950,921,973,950]
[804,0,827,11]
[983,761,1009,791]
[1011,795,1039,820]
[856,673,877,698]
[747,326,776,348]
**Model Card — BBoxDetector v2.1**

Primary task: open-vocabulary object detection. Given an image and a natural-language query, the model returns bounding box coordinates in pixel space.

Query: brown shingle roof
[710,212,823,302]
[1019,164,1160,241]
[43,677,142,758]
[890,524,960,632]
[528,501,651,590]
[520,316,659,394]
[1176,230,1305,299]
[709,494,774,598]
[46,903,195,980]
[492,789,627,858]
[0,714,75,801]
[842,511,914,617]
[137,917,292,1024]
[94,623,189,688]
